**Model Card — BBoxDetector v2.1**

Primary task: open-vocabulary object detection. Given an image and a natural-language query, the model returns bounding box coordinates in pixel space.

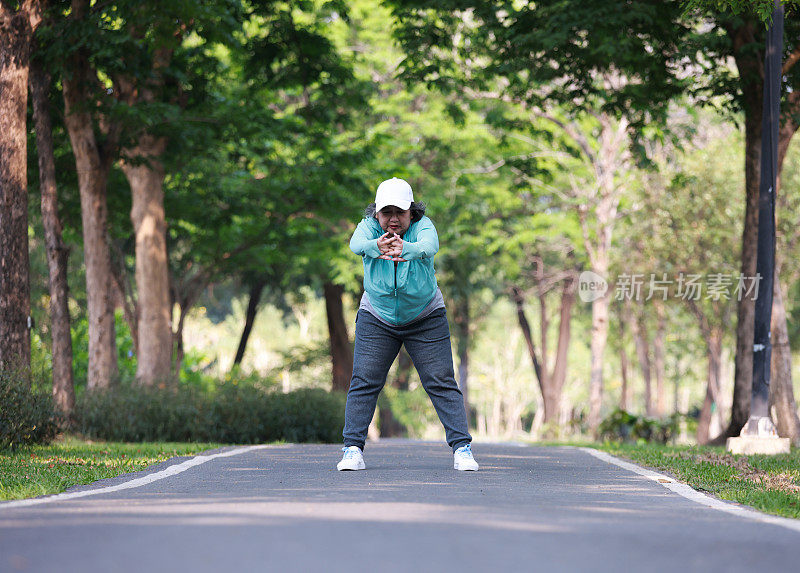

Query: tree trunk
[378,404,407,437]
[121,136,172,387]
[169,274,208,378]
[323,282,353,392]
[30,61,74,413]
[769,277,800,442]
[62,0,117,390]
[513,280,574,426]
[172,302,188,377]
[619,345,630,411]
[767,83,800,443]
[631,305,653,416]
[512,286,543,383]
[0,4,40,371]
[396,348,412,391]
[452,293,471,411]
[726,115,759,436]
[233,279,266,366]
[548,277,575,423]
[379,350,409,437]
[653,301,667,417]
[697,377,714,445]
[109,251,138,357]
[584,114,626,435]
[512,287,550,419]
[697,329,722,445]
[724,18,763,438]
[618,312,629,411]
[587,290,610,433]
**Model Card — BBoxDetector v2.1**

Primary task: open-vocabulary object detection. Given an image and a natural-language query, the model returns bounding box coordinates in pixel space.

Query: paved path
[0,441,797,572]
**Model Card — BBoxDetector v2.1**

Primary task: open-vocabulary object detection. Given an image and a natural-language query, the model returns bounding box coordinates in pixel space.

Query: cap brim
[376,199,412,212]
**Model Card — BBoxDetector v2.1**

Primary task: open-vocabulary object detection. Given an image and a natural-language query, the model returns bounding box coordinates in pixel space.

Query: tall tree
[113,3,211,386]
[0,0,42,371]
[684,1,800,438]
[30,55,74,412]
[629,301,654,417]
[511,272,576,427]
[119,129,172,387]
[59,0,120,389]
[233,277,266,367]
[323,282,353,391]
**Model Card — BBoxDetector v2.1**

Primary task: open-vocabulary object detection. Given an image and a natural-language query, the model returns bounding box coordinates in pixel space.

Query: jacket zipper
[394,261,399,322]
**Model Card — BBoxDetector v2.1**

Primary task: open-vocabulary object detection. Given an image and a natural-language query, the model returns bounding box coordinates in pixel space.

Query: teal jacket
[349,216,440,325]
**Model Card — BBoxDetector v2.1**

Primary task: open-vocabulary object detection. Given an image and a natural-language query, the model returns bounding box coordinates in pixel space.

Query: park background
[3,0,800,451]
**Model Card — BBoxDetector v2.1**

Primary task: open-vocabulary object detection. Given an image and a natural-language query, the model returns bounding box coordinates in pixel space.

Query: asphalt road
[0,441,797,573]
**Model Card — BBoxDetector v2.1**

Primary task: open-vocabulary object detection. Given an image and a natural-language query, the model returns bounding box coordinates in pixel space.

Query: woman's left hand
[378,235,407,263]
[379,235,406,261]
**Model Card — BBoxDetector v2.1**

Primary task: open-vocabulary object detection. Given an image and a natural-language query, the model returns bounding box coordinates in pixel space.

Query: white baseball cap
[375,177,414,212]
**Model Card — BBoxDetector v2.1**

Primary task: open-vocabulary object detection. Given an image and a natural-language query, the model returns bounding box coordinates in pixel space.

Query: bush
[0,370,58,451]
[598,409,681,445]
[380,386,440,438]
[73,384,346,444]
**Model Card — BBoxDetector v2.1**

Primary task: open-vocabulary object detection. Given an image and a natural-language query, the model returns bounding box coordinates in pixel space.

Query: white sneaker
[454,444,479,471]
[337,446,365,471]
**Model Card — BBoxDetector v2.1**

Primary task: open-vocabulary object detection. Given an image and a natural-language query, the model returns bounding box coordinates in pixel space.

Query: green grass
[595,443,800,519]
[0,437,219,501]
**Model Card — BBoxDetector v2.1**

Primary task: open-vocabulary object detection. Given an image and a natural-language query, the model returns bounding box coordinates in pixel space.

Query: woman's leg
[402,309,472,451]
[342,310,403,450]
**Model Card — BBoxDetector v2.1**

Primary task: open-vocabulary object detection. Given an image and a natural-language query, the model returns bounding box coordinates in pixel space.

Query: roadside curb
[580,447,800,534]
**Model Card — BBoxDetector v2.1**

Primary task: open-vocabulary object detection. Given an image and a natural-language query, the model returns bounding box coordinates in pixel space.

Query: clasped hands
[377,232,407,262]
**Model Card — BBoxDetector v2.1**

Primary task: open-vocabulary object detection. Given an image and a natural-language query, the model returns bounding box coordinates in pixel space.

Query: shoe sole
[337,461,366,471]
[454,463,479,471]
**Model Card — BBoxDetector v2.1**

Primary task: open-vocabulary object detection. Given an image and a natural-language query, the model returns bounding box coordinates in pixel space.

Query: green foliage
[380,386,440,437]
[598,409,682,445]
[0,371,58,452]
[73,385,345,444]
[389,0,694,124]
[70,310,138,388]
[683,0,798,23]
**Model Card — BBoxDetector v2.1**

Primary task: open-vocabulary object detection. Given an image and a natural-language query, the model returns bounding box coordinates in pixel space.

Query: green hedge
[0,370,58,451]
[598,408,682,445]
[74,385,346,444]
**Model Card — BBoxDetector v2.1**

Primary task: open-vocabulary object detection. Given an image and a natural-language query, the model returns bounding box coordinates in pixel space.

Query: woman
[337,177,479,471]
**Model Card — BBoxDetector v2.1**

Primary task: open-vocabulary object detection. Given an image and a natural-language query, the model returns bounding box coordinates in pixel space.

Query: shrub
[75,386,206,442]
[380,386,440,438]
[599,408,681,445]
[73,384,345,444]
[0,369,58,451]
[274,389,346,443]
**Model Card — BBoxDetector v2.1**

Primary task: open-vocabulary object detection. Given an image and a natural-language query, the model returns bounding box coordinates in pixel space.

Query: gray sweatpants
[343,308,472,453]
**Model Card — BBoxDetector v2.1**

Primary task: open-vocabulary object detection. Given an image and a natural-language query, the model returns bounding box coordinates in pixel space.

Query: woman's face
[376,205,412,236]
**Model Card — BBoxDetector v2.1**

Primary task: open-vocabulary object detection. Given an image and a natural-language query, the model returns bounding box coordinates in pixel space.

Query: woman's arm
[349,219,382,259]
[401,218,440,261]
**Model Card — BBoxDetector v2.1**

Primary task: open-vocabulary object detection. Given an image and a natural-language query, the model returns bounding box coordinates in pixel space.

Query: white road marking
[581,447,800,534]
[0,445,268,510]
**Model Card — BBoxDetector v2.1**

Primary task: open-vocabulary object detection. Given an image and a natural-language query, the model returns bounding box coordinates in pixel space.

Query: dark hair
[364,202,426,222]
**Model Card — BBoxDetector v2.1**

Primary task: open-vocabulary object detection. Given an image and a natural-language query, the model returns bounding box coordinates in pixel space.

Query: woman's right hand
[377,232,406,261]
[377,231,394,254]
